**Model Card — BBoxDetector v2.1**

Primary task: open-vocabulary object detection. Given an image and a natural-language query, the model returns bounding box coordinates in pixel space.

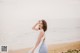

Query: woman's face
[38,20,43,29]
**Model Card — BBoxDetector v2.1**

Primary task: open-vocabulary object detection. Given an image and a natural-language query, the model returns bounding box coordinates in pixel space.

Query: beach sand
[8,41,80,53]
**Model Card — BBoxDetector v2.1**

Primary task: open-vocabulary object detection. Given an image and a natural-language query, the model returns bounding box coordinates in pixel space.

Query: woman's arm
[32,30,44,53]
[32,22,39,31]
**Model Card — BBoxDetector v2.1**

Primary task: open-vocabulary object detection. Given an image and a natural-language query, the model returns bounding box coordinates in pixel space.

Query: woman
[29,20,48,53]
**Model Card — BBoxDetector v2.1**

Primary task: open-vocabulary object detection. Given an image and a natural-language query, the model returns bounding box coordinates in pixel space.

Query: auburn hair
[42,20,47,32]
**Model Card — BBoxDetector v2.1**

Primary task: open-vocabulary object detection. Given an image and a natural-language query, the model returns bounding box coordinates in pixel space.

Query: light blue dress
[28,38,48,53]
[39,40,48,53]
[28,30,48,53]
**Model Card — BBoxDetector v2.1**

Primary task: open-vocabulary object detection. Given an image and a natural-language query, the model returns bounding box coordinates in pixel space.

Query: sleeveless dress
[28,30,48,53]
[39,37,48,53]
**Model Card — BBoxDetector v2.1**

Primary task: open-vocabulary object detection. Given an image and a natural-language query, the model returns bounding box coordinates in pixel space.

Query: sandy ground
[8,41,80,53]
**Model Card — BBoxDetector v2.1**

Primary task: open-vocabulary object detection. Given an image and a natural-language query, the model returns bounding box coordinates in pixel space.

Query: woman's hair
[41,20,47,32]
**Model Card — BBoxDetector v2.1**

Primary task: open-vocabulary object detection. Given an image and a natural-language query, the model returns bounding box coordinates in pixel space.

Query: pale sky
[0,0,80,50]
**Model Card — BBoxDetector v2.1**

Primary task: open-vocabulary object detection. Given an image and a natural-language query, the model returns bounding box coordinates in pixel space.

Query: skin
[32,20,45,53]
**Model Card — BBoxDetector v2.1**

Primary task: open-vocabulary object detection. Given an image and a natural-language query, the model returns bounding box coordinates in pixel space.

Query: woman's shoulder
[39,29,45,37]
[40,29,44,33]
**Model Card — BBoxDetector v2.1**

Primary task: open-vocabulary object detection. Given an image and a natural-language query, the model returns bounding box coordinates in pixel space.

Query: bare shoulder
[40,29,45,35]
[38,29,45,39]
